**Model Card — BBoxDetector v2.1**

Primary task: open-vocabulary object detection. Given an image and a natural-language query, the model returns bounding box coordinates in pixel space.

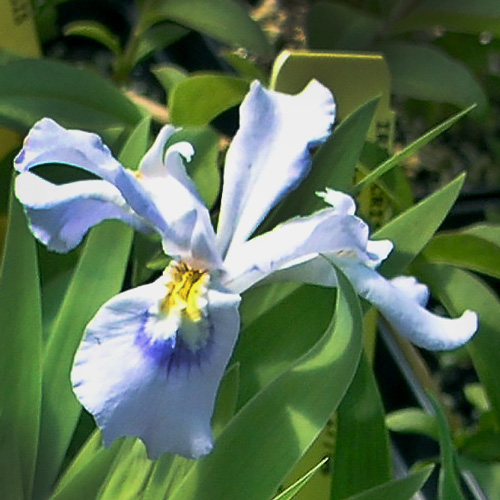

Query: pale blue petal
[15,119,219,265]
[390,276,429,305]
[138,124,178,178]
[15,172,152,252]
[216,80,335,256]
[71,279,240,459]
[337,259,477,350]
[14,119,173,242]
[366,239,394,267]
[14,118,123,180]
[223,208,370,293]
[317,188,356,215]
[139,134,221,269]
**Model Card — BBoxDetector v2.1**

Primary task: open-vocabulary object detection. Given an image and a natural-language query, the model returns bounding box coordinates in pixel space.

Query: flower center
[161,261,209,322]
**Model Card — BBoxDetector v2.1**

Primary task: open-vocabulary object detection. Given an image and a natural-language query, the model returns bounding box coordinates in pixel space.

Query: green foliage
[306,0,492,115]
[415,264,500,429]
[168,74,250,127]
[272,458,329,500]
[167,270,363,500]
[331,354,391,499]
[353,107,472,194]
[0,195,42,500]
[375,174,465,276]
[342,466,434,500]
[2,1,500,498]
[380,42,488,116]
[64,21,122,56]
[429,395,467,500]
[31,118,151,498]
[0,57,142,131]
[141,0,272,56]
[386,408,439,440]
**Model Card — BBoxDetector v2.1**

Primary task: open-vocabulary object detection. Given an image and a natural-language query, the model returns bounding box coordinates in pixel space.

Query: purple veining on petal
[135,311,214,376]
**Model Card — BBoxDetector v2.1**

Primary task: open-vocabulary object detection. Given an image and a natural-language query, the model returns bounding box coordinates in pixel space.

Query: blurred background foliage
[2,0,500,499]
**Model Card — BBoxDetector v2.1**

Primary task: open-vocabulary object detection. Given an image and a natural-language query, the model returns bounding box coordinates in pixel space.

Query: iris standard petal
[336,259,477,351]
[216,80,335,256]
[138,135,221,269]
[138,124,178,178]
[223,208,370,293]
[71,279,240,459]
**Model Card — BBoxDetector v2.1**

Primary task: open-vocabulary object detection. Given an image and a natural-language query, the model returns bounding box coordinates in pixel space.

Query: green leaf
[97,440,152,500]
[424,231,500,279]
[153,65,188,94]
[32,119,150,498]
[353,107,471,194]
[236,285,335,407]
[414,0,500,16]
[266,97,378,229]
[458,455,500,498]
[273,458,329,500]
[117,115,151,171]
[50,433,121,500]
[142,454,194,500]
[375,174,465,277]
[142,0,272,56]
[386,408,439,440]
[169,269,363,500]
[392,11,500,38]
[221,51,267,82]
[132,23,189,67]
[0,58,142,131]
[212,363,240,436]
[169,74,250,127]
[64,21,122,55]
[460,428,500,461]
[306,2,381,51]
[0,195,42,500]
[414,263,500,429]
[33,222,134,499]
[342,466,433,500]
[464,383,490,413]
[379,42,488,116]
[463,223,500,247]
[428,395,466,500]
[331,353,391,500]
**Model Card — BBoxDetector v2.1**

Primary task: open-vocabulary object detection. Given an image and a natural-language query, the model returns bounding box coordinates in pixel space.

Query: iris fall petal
[72,280,240,459]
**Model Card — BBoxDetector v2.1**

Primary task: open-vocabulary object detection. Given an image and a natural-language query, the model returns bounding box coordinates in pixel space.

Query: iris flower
[14,81,477,459]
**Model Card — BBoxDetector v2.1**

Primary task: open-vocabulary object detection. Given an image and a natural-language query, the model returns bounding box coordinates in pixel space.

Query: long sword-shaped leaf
[273,458,329,500]
[32,118,150,498]
[168,269,363,500]
[353,107,472,193]
[343,466,433,500]
[331,353,391,499]
[0,194,42,500]
[375,174,465,277]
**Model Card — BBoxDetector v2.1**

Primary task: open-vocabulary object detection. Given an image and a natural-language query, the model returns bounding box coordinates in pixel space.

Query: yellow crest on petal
[161,261,209,323]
